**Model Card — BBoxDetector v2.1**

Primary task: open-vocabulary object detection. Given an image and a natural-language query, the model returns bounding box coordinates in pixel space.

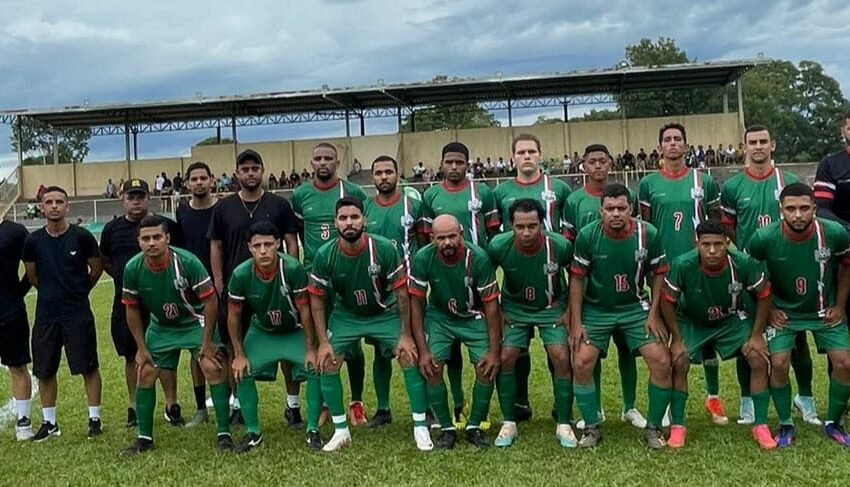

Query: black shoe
[367,409,393,429]
[644,427,666,450]
[234,432,263,453]
[306,430,323,451]
[126,407,137,428]
[515,404,533,423]
[285,406,304,430]
[453,405,465,424]
[165,404,184,427]
[217,433,234,452]
[578,426,602,448]
[465,427,489,449]
[120,437,153,456]
[426,409,437,429]
[87,418,103,439]
[229,408,244,426]
[436,429,458,450]
[32,421,61,442]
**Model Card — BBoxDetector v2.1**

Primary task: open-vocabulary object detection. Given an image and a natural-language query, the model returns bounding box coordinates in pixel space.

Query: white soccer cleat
[413,426,433,451]
[494,422,517,447]
[555,423,577,448]
[793,395,822,426]
[621,408,648,429]
[322,429,352,452]
[737,397,755,425]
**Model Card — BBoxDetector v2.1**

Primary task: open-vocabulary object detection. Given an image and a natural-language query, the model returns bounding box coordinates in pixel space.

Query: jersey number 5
[614,274,630,293]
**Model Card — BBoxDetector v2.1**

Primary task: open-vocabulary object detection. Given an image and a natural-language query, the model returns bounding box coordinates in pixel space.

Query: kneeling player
[228,222,322,452]
[661,221,776,449]
[120,215,232,455]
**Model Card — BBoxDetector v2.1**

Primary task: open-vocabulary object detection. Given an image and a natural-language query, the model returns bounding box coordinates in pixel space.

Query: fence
[0,166,20,219]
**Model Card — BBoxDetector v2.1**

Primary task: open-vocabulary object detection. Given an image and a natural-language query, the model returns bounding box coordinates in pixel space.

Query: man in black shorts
[0,217,33,441]
[208,149,300,426]
[23,186,104,441]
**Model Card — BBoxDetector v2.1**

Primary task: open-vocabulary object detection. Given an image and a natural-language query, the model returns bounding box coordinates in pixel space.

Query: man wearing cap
[100,178,185,428]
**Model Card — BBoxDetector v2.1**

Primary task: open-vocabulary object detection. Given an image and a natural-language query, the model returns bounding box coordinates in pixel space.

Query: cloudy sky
[0,0,848,169]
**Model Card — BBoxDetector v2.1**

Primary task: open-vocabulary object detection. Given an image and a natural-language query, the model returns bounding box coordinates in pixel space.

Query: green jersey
[364,192,425,261]
[227,253,309,334]
[409,241,499,321]
[309,234,405,317]
[493,175,571,233]
[720,167,798,249]
[747,219,850,321]
[571,219,667,321]
[121,247,215,328]
[291,179,368,269]
[638,167,720,260]
[664,248,769,326]
[422,180,499,247]
[487,231,572,323]
[562,185,638,240]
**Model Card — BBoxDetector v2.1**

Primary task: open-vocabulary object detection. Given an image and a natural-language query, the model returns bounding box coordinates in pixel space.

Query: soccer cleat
[435,429,458,450]
[217,433,234,452]
[774,424,795,448]
[87,418,103,439]
[645,427,667,450]
[186,409,209,428]
[737,397,755,425]
[667,425,686,449]
[119,437,153,456]
[229,408,244,426]
[465,427,489,449]
[234,432,263,453]
[662,406,671,428]
[126,407,137,428]
[413,426,434,451]
[578,426,602,448]
[621,408,648,429]
[367,409,393,429]
[576,409,606,430]
[306,430,324,451]
[348,402,368,427]
[15,417,34,441]
[751,424,777,450]
[494,423,517,447]
[165,404,184,427]
[318,406,331,428]
[453,401,469,430]
[793,395,822,426]
[322,429,352,452]
[285,406,304,430]
[32,421,60,442]
[704,397,729,425]
[515,404,532,423]
[824,423,850,447]
[555,423,577,448]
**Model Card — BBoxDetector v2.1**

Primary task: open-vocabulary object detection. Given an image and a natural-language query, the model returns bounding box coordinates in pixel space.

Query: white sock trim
[42,407,56,424]
[412,412,427,422]
[16,399,31,419]
[286,395,300,409]
[88,406,101,419]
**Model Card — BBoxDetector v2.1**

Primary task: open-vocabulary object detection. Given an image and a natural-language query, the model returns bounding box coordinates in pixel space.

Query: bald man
[410,214,502,449]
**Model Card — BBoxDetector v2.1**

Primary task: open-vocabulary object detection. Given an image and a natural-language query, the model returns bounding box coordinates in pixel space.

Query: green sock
[401,367,428,426]
[427,382,454,430]
[593,360,603,413]
[827,378,850,423]
[496,371,517,422]
[320,371,347,430]
[670,389,688,426]
[792,350,814,397]
[136,386,155,439]
[467,381,494,428]
[210,382,232,435]
[770,382,793,425]
[703,358,720,396]
[736,357,752,397]
[574,382,599,426]
[447,360,465,409]
[617,349,638,411]
[752,389,770,425]
[373,355,393,411]
[346,344,366,403]
[514,353,531,407]
[305,374,322,432]
[553,377,573,424]
[647,382,672,428]
[236,377,260,435]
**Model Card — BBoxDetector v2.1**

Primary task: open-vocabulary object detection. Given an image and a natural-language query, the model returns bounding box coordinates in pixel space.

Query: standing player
[23,186,103,440]
[569,184,671,449]
[100,178,184,428]
[488,199,576,448]
[310,197,432,452]
[363,155,427,428]
[410,215,502,449]
[0,217,33,440]
[639,123,727,425]
[815,111,850,232]
[720,125,817,426]
[493,134,571,422]
[120,215,231,455]
[748,183,850,447]
[661,221,776,449]
[562,144,646,430]
[291,142,370,426]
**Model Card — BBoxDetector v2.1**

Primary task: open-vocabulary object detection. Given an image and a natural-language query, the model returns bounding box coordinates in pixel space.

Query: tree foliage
[196,136,235,146]
[532,115,563,125]
[10,117,91,165]
[401,102,500,132]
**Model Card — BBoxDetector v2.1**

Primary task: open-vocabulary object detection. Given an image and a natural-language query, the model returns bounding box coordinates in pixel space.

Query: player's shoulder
[818,217,847,238]
[314,238,337,261]
[172,246,202,265]
[753,220,781,240]
[291,181,313,198]
[343,179,368,198]
[576,218,603,240]
[728,248,754,266]
[639,171,661,187]
[422,183,440,200]
[69,222,96,241]
[369,233,396,250]
[230,257,253,278]
[473,181,494,195]
[278,251,303,269]
[487,231,514,256]
[778,168,799,183]
[545,230,570,248]
[671,247,699,268]
[565,186,588,204]
[101,215,122,233]
[466,241,492,261]
[721,170,745,189]
[124,251,145,273]
[413,242,437,263]
[550,176,571,192]
[2,219,28,237]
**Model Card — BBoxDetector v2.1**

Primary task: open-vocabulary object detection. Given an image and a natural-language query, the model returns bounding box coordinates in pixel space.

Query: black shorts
[32,316,99,379]
[0,312,32,367]
[217,298,250,347]
[110,312,149,359]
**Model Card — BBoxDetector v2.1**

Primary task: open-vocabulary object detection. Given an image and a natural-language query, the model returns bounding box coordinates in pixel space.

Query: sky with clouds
[0,0,848,169]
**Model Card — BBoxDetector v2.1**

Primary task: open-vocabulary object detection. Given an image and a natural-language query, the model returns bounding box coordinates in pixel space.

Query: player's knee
[645,348,672,379]
[7,365,28,380]
[397,354,415,368]
[500,347,520,371]
[829,352,850,374]
[426,364,445,386]
[546,346,570,375]
[138,364,158,386]
[474,368,493,385]
[671,353,690,374]
[745,352,767,372]
[770,353,791,374]
[571,350,595,378]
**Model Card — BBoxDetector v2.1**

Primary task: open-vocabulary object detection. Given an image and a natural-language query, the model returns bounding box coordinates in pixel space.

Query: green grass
[2,279,849,486]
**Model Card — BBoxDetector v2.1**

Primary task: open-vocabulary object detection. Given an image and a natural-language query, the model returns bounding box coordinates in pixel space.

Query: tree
[10,117,91,165]
[574,109,621,122]
[533,115,563,125]
[196,136,235,146]
[401,103,500,132]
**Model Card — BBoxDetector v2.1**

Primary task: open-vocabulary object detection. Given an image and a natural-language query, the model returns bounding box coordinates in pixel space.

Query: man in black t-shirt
[100,178,185,428]
[23,186,104,441]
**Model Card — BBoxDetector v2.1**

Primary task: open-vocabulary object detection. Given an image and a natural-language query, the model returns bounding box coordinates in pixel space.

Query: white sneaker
[555,423,577,448]
[494,422,517,447]
[737,397,754,425]
[322,428,352,452]
[793,395,822,426]
[15,418,34,441]
[413,426,433,451]
[576,409,606,430]
[621,408,648,429]
[662,406,671,428]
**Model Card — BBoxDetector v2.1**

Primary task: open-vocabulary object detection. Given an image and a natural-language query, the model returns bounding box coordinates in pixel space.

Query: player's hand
[823,306,846,328]
[669,338,687,365]
[316,342,335,373]
[134,348,154,372]
[569,321,588,355]
[395,334,419,364]
[231,354,250,383]
[200,341,223,370]
[477,350,500,381]
[304,347,318,372]
[645,314,669,344]
[557,312,571,330]
[741,335,770,366]
[769,309,789,329]
[418,350,438,380]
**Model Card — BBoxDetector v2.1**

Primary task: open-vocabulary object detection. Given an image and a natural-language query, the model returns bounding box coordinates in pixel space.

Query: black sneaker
[87,418,103,438]
[436,429,458,450]
[32,421,61,442]
[234,432,263,453]
[306,430,323,451]
[465,427,489,449]
[367,409,393,429]
[285,406,304,430]
[120,437,153,456]
[644,427,667,450]
[578,426,602,448]
[126,407,137,428]
[229,408,244,426]
[165,404,184,427]
[217,433,234,452]
[515,404,533,423]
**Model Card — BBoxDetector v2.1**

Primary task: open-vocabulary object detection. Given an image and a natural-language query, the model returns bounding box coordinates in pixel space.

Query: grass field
[2,278,849,486]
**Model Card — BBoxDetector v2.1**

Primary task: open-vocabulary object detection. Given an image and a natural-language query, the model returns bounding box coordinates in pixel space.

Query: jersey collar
[781,220,815,242]
[253,260,278,281]
[144,249,171,273]
[440,180,470,193]
[660,164,689,180]
[514,172,542,187]
[744,165,775,181]
[338,234,368,256]
[700,257,729,277]
[602,219,634,240]
[514,233,544,256]
[583,184,604,197]
[312,177,340,191]
[373,191,402,207]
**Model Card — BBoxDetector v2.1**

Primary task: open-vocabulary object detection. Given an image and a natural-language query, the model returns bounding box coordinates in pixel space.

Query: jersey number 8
[524,286,535,301]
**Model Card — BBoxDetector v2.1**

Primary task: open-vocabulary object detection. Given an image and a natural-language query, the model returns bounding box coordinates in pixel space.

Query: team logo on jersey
[814,247,831,262]
[468,199,482,212]
[690,186,704,200]
[367,263,382,277]
[400,214,414,227]
[543,262,559,275]
[541,190,556,202]
[634,248,648,262]
[173,276,189,291]
[728,282,743,294]
[464,276,474,287]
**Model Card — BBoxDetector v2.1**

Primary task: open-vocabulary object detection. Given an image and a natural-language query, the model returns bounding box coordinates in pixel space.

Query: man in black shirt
[23,186,103,441]
[815,111,850,231]
[0,218,34,441]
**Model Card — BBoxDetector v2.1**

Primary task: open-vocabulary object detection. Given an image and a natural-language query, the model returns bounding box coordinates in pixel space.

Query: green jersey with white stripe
[227,253,308,334]
[493,175,571,233]
[562,185,638,240]
[364,192,425,260]
[720,167,798,250]
[422,180,498,247]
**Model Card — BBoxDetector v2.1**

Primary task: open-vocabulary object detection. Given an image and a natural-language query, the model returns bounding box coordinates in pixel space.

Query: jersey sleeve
[382,240,406,290]
[352,184,368,202]
[570,229,591,277]
[829,223,850,266]
[704,173,720,208]
[638,178,652,220]
[473,250,499,302]
[307,248,330,296]
[742,254,771,300]
[561,198,577,241]
[629,189,639,217]
[275,197,299,236]
[121,262,140,306]
[720,181,737,224]
[288,260,310,305]
[560,237,574,268]
[647,226,668,274]
[21,233,36,263]
[814,157,838,203]
[662,257,683,303]
[186,254,215,300]
[207,203,225,240]
[420,189,435,235]
[408,250,429,299]
[480,185,500,232]
[227,267,246,304]
[99,222,112,256]
[746,230,766,261]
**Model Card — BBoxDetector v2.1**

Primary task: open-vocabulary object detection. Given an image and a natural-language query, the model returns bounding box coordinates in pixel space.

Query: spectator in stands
[637,148,648,167]
[497,156,506,176]
[622,150,635,170]
[219,172,230,192]
[117,178,125,197]
[695,145,706,168]
[279,170,287,188]
[649,149,659,169]
[562,153,572,173]
[105,179,117,199]
[173,172,183,194]
[685,147,696,168]
[154,172,166,195]
[735,143,745,164]
[636,151,647,177]
[300,168,310,181]
[726,144,736,165]
[36,184,47,202]
[413,161,426,181]
[615,153,624,171]
[705,145,716,166]
[268,172,279,189]
[289,171,301,187]
[422,168,433,182]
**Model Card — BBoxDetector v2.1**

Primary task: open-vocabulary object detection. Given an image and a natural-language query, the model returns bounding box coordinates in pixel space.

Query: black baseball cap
[122,178,149,195]
[236,149,263,167]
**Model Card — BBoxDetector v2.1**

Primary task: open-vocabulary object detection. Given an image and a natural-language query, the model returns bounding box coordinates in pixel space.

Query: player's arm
[100,253,114,277]
[210,239,225,295]
[308,260,333,372]
[87,255,104,287]
[567,273,584,353]
[814,159,850,227]
[23,234,38,287]
[832,262,850,325]
[227,299,246,359]
[283,233,299,259]
[638,180,652,222]
[198,291,222,368]
[296,297,317,370]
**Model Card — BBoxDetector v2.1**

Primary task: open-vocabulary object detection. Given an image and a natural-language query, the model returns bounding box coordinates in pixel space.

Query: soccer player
[639,123,727,425]
[488,198,576,447]
[661,221,776,449]
[720,125,818,426]
[101,178,184,428]
[493,134,571,422]
[208,149,300,426]
[562,144,646,430]
[0,216,33,440]
[23,186,104,441]
[228,222,322,452]
[410,214,502,449]
[748,183,850,447]
[310,197,432,452]
[291,142,370,426]
[363,155,427,428]
[569,183,671,449]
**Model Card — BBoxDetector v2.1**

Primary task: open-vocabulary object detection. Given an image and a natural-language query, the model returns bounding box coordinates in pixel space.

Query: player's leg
[186,359,209,428]
[159,369,182,426]
[280,361,304,429]
[424,317,457,449]
[637,339,672,449]
[63,317,102,438]
[457,318,495,448]
[445,340,466,424]
[572,339,602,448]
[743,342,775,449]
[494,325,522,447]
[233,327,266,452]
[368,337,393,428]
[768,327,796,447]
[791,332,820,425]
[512,326,534,422]
[319,316,359,451]
[668,334,693,449]
[111,315,140,427]
[576,358,604,430]
[120,356,161,455]
[736,357,754,424]
[344,341,368,426]
[542,324,577,448]
[701,345,728,425]
[1,313,34,440]
[31,320,62,442]
[199,349,233,451]
[814,325,850,445]
[387,330,432,451]
[613,330,645,428]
